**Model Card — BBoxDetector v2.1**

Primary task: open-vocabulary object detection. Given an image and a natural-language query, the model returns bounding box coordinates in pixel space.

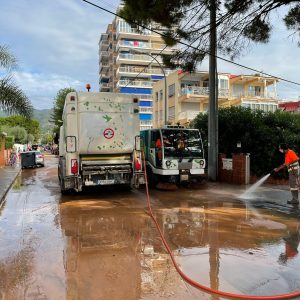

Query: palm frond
[0,45,17,71]
[0,76,33,119]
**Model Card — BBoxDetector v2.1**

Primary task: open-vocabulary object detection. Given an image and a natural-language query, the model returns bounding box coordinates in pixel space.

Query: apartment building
[153,71,279,127]
[99,6,175,130]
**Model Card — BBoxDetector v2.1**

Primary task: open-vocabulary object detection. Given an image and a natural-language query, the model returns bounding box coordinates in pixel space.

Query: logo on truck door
[103,128,114,139]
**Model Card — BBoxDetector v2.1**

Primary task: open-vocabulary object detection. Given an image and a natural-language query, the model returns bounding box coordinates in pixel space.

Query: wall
[0,137,5,167]
[218,153,250,185]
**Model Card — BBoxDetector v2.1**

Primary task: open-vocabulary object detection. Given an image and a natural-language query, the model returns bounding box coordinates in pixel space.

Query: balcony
[235,91,277,99]
[117,40,175,53]
[116,53,163,65]
[100,72,110,80]
[139,107,153,113]
[99,82,110,91]
[99,40,109,51]
[117,27,153,37]
[140,120,153,129]
[178,111,200,122]
[99,51,109,62]
[179,86,230,102]
[99,62,109,71]
[117,66,172,77]
[117,79,153,88]
[117,40,151,50]
[136,94,153,100]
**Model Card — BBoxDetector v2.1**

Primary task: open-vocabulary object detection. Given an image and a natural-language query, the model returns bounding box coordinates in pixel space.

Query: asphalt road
[1,155,300,300]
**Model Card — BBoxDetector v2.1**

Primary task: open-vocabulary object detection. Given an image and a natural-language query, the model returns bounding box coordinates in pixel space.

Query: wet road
[1,155,300,299]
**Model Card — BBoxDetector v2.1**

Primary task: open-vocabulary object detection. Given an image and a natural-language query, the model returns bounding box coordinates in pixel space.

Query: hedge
[191,107,300,177]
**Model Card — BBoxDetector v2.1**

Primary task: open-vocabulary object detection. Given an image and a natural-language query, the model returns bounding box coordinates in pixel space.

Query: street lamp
[128,49,168,126]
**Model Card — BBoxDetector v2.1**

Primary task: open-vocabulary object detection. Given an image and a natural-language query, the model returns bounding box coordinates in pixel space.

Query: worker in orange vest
[274,143,300,205]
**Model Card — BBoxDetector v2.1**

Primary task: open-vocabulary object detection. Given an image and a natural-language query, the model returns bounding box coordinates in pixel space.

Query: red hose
[142,156,300,299]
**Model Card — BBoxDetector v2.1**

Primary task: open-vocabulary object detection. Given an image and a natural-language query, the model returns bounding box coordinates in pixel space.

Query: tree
[120,0,300,70]
[0,45,33,118]
[0,116,40,141]
[8,126,27,144]
[191,107,300,176]
[50,88,76,135]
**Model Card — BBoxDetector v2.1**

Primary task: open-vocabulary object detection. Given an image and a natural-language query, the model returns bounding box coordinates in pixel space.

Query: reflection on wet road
[1,156,300,299]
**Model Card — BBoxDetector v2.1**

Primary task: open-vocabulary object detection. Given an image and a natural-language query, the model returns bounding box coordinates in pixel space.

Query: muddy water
[1,156,300,299]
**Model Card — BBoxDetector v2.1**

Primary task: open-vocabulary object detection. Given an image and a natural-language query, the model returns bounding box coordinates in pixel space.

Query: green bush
[191,107,300,177]
[5,136,14,150]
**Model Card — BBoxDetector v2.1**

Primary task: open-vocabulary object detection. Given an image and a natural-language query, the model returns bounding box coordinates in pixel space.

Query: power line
[82,0,300,87]
[121,2,204,89]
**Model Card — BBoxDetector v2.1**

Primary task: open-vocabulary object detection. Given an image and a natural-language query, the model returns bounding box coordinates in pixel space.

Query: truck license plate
[98,179,115,185]
[180,174,189,181]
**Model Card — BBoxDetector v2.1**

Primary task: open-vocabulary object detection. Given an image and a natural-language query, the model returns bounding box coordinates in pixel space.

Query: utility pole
[208,0,218,181]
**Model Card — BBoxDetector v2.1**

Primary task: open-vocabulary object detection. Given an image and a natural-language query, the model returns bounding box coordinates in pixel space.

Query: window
[248,86,262,97]
[169,106,175,120]
[168,84,175,98]
[159,90,163,101]
[159,110,163,120]
[218,78,228,89]
[155,92,159,102]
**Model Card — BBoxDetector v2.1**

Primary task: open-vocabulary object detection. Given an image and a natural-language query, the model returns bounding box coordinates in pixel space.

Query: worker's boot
[287,190,299,205]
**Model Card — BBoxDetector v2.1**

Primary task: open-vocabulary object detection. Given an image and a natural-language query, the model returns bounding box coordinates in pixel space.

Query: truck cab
[141,126,206,186]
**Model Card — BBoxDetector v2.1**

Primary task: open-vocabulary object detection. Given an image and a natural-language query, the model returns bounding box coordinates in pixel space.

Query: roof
[278,101,300,111]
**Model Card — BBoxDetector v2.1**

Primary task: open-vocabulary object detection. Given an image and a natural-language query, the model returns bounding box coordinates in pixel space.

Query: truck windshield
[161,129,203,158]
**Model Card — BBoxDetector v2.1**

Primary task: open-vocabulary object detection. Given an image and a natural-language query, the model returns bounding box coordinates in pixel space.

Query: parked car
[35,151,45,167]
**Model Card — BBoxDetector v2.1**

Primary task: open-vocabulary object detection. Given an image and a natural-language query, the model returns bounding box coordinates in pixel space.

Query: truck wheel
[59,177,69,195]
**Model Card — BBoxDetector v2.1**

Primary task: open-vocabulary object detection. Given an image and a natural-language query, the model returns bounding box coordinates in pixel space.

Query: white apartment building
[99,5,176,130]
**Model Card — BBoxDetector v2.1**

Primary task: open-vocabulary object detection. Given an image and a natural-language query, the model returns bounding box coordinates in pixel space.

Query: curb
[0,168,22,208]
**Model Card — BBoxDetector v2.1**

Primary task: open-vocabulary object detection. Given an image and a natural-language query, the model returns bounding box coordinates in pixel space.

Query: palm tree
[0,45,33,118]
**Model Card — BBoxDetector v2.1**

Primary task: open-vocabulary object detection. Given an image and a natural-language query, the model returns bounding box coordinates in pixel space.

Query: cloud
[13,71,83,109]
[0,0,120,108]
[1,0,299,109]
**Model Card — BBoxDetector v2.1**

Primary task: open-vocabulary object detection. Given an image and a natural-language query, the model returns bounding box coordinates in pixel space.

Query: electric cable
[82,0,300,87]
[141,152,300,299]
[121,3,205,89]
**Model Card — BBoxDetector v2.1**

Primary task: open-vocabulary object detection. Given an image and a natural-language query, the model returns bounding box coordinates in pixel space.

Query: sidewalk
[0,165,21,206]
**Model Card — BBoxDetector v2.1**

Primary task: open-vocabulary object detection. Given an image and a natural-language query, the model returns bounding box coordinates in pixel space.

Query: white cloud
[0,0,121,108]
[13,71,83,109]
[1,0,300,109]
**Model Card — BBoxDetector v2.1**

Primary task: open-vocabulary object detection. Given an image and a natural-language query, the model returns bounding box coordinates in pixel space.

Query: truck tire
[58,173,69,195]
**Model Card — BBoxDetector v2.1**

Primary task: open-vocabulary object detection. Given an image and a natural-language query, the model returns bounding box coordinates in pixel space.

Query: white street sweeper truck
[58,92,144,193]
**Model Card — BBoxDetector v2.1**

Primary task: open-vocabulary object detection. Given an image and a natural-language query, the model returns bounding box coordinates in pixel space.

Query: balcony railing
[117,40,151,49]
[178,111,200,121]
[234,91,277,99]
[99,51,109,61]
[118,28,155,36]
[99,41,109,51]
[118,66,173,76]
[117,53,163,64]
[117,79,153,88]
[139,107,153,113]
[100,83,110,88]
[99,62,109,70]
[136,94,153,100]
[117,40,175,52]
[181,86,229,97]
[140,120,153,126]
[180,86,277,99]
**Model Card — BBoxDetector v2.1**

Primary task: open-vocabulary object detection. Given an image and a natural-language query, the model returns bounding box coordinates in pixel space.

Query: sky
[0,0,299,109]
